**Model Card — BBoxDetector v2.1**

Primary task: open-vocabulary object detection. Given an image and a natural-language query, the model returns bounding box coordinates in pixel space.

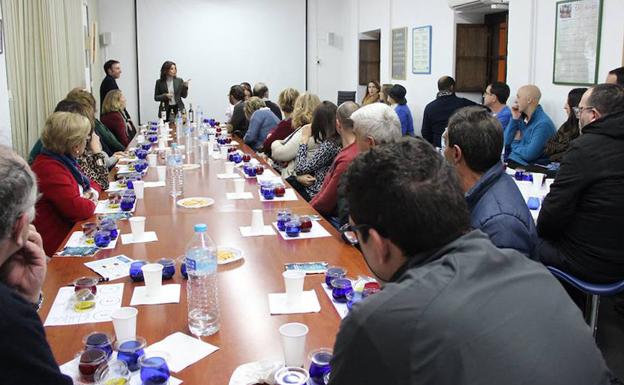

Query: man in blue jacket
[444,106,537,258]
[504,85,556,166]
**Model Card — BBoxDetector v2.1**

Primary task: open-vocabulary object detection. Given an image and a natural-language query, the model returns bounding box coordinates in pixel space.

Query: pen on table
[65,277,109,286]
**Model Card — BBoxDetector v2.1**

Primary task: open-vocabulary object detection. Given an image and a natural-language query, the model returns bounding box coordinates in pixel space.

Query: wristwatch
[32,292,44,312]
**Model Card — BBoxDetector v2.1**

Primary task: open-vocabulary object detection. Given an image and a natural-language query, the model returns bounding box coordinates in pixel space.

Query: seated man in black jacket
[0,146,72,385]
[421,76,476,148]
[329,138,615,385]
[228,85,248,137]
[253,82,283,120]
[537,84,624,283]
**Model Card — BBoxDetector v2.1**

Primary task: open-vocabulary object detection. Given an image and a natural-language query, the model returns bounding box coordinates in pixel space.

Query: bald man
[504,85,556,166]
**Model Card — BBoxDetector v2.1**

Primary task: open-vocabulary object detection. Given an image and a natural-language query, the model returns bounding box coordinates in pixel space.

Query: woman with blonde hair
[101,89,135,146]
[66,88,125,156]
[261,88,300,156]
[270,92,322,177]
[243,96,280,151]
[31,112,100,255]
[361,80,381,105]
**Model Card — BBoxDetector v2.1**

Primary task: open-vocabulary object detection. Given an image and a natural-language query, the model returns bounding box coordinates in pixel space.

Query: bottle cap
[194,224,207,232]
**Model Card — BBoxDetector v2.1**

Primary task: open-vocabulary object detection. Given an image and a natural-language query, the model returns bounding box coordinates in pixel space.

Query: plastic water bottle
[186,224,219,337]
[167,143,184,197]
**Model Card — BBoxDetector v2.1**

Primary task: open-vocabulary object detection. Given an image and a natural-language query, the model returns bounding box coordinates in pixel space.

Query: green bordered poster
[412,26,432,74]
[392,27,407,80]
[553,0,603,85]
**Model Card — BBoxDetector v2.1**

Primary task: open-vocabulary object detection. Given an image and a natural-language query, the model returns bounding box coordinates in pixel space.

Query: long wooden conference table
[40,139,369,384]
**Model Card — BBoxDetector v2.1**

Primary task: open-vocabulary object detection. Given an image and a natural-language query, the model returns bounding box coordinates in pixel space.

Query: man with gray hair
[311,101,360,224]
[253,82,282,120]
[351,102,402,152]
[0,146,72,384]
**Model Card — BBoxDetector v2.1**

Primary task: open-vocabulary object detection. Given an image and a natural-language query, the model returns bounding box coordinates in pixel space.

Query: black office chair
[337,91,356,106]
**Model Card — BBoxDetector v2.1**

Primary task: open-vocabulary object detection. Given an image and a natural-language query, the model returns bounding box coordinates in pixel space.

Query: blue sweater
[504,105,556,165]
[244,108,280,151]
[395,104,414,136]
[465,162,537,258]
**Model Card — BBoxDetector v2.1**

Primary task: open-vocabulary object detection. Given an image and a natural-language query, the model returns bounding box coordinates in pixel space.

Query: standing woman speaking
[154,61,189,121]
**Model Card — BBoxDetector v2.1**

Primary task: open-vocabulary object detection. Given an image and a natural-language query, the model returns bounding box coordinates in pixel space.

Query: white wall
[307,0,358,103]
[0,7,12,147]
[96,0,139,121]
[507,0,624,126]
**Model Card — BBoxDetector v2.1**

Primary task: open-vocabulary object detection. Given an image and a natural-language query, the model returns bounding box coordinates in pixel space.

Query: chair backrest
[337,91,356,106]
[546,266,624,296]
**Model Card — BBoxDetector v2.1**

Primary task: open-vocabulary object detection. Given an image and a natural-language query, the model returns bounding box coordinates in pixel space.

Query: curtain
[1,0,85,157]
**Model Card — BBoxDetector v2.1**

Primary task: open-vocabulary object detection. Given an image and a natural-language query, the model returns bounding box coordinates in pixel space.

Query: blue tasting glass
[179,257,188,279]
[120,197,134,212]
[148,134,158,143]
[261,182,275,200]
[276,210,292,231]
[514,169,525,181]
[83,332,114,359]
[246,166,257,177]
[232,153,242,164]
[325,267,346,288]
[140,356,170,385]
[527,197,541,210]
[116,338,146,372]
[94,230,111,248]
[331,278,353,303]
[158,258,176,280]
[130,260,147,282]
[141,143,152,152]
[100,220,118,240]
[285,218,301,237]
[308,348,332,385]
[135,149,148,160]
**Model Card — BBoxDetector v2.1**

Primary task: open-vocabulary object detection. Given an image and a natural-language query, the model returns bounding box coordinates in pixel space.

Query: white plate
[217,246,243,265]
[176,197,215,209]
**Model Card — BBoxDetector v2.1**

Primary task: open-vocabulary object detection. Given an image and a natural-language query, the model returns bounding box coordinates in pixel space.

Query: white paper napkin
[217,173,241,179]
[44,283,125,326]
[259,188,298,202]
[226,192,254,200]
[130,284,181,305]
[239,226,276,237]
[121,231,158,244]
[95,200,136,214]
[144,181,166,188]
[145,332,219,372]
[268,290,321,314]
[64,231,118,250]
[272,221,331,240]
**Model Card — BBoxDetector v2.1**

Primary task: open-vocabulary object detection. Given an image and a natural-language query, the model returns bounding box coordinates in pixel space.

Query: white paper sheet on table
[64,231,118,250]
[217,173,241,179]
[84,255,134,281]
[116,164,145,174]
[226,192,254,200]
[60,354,183,385]
[144,181,166,188]
[95,200,136,214]
[259,188,298,202]
[272,221,331,240]
[130,284,181,305]
[121,231,158,244]
[118,156,137,163]
[44,283,124,326]
[239,225,276,237]
[268,290,321,314]
[145,332,219,372]
[106,180,125,192]
[321,283,349,319]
